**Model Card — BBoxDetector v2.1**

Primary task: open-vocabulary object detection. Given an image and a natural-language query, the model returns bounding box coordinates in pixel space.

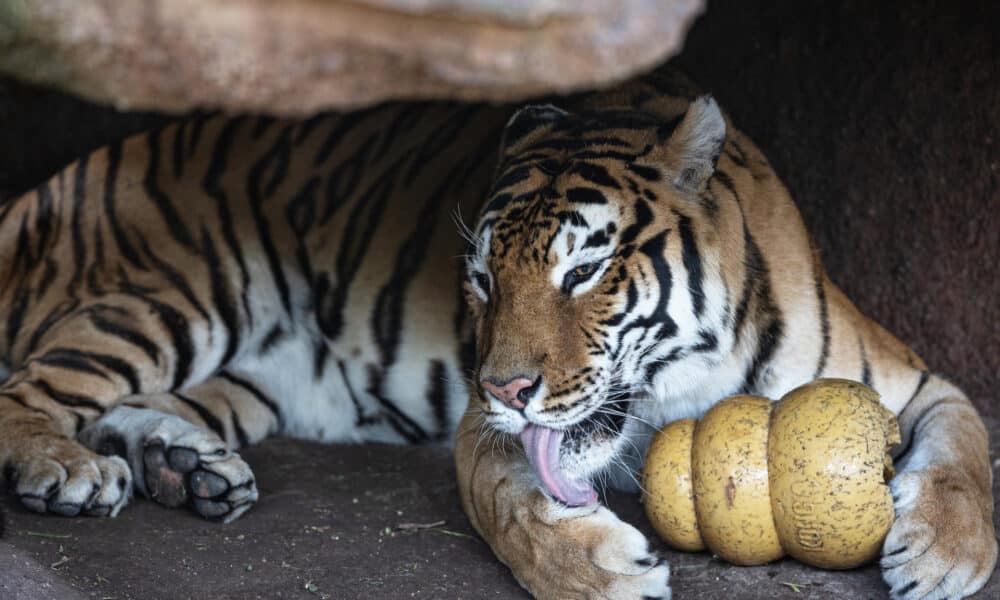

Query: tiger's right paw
[80,406,258,523]
[499,491,671,600]
[3,429,132,518]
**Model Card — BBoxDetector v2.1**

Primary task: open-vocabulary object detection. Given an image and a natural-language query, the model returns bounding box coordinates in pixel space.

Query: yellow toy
[642,378,900,569]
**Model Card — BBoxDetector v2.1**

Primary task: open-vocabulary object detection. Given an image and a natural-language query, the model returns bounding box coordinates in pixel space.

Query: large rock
[0,0,704,115]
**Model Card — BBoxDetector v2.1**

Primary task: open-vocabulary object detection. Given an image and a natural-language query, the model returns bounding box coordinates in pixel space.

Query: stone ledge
[0,0,704,115]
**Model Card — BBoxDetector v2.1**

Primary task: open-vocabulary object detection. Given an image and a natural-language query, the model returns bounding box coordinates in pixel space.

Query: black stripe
[366,366,428,443]
[144,129,196,249]
[313,109,373,166]
[618,232,678,346]
[32,379,104,412]
[172,120,187,178]
[34,349,109,381]
[739,314,783,395]
[490,165,532,194]
[565,187,607,205]
[313,338,330,380]
[122,289,194,390]
[5,293,28,353]
[218,372,283,430]
[858,335,872,387]
[251,116,276,140]
[201,117,254,321]
[230,406,250,448]
[0,392,50,416]
[319,135,375,225]
[86,220,106,295]
[200,227,241,365]
[316,165,398,339]
[35,257,59,299]
[187,113,212,157]
[619,198,653,246]
[294,114,326,145]
[676,211,705,319]
[336,361,381,427]
[909,371,930,404]
[24,299,80,356]
[890,371,932,460]
[372,161,462,366]
[31,181,54,261]
[174,393,227,440]
[103,142,146,269]
[402,106,479,184]
[136,236,212,322]
[257,325,285,355]
[11,214,35,272]
[731,222,762,344]
[36,348,140,394]
[692,330,717,353]
[286,176,321,282]
[568,162,620,189]
[68,155,89,294]
[624,163,661,182]
[89,313,161,366]
[582,230,610,249]
[426,360,450,440]
[712,170,738,201]
[247,126,294,313]
[812,261,831,379]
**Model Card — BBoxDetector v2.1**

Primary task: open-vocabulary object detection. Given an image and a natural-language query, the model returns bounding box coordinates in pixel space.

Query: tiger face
[466,96,734,506]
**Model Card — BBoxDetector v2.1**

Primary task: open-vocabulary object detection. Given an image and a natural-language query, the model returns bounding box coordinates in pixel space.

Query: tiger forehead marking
[468,96,734,446]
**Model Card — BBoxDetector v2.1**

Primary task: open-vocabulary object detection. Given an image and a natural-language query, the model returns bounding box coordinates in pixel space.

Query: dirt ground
[0,0,998,599]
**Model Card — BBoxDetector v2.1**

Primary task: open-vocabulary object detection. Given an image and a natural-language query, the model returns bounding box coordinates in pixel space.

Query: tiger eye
[573,264,596,277]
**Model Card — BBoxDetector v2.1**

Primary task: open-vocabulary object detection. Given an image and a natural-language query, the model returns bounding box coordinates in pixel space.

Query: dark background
[0,1,997,599]
[673,0,999,416]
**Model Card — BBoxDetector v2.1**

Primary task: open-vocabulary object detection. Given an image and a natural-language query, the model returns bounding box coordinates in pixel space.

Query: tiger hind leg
[78,374,279,523]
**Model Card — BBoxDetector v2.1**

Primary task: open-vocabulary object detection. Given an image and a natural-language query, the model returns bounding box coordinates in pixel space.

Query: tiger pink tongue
[520,424,598,507]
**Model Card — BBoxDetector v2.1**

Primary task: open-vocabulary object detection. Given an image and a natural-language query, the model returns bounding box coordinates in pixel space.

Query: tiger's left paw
[881,468,997,599]
[79,406,258,523]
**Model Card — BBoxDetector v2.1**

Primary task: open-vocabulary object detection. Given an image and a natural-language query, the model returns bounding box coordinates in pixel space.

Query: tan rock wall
[0,0,704,115]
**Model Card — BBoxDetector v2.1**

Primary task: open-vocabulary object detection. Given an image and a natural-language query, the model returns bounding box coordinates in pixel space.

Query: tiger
[0,70,994,600]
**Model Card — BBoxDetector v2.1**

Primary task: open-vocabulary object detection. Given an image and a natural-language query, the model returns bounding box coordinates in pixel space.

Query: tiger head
[466,95,740,506]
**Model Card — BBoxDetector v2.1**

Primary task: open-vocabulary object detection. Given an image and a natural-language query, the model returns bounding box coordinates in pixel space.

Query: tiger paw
[79,406,258,523]
[4,429,132,518]
[502,492,671,600]
[880,468,998,599]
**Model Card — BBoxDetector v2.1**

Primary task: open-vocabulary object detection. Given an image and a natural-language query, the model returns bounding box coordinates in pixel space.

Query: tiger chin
[454,79,996,599]
[0,71,993,600]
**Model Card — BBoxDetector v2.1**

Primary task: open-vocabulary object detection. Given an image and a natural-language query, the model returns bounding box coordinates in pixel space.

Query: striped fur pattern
[0,71,993,600]
[455,74,995,600]
[0,103,510,522]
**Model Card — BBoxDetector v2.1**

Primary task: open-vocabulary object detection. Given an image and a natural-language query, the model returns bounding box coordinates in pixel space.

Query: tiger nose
[481,376,540,410]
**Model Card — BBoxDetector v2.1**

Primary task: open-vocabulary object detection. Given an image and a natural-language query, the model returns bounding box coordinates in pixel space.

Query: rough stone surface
[0,0,704,115]
[0,0,997,599]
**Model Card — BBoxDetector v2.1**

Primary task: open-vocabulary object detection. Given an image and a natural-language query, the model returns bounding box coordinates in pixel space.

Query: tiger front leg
[455,410,671,600]
[0,298,228,518]
[881,376,997,599]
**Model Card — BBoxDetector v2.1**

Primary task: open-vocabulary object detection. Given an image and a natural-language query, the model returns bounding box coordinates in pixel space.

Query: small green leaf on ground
[26,531,72,539]
[781,581,808,593]
[395,520,447,531]
[433,529,473,539]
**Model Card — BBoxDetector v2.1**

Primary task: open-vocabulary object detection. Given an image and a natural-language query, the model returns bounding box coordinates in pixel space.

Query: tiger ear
[499,104,569,156]
[662,95,727,193]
